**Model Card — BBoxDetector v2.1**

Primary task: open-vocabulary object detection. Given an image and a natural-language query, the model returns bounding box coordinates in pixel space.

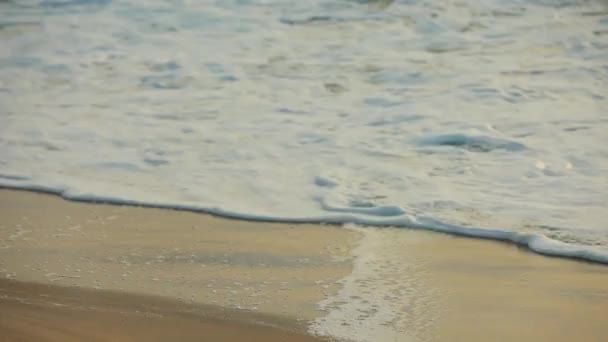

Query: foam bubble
[1,0,607,267]
[309,227,441,342]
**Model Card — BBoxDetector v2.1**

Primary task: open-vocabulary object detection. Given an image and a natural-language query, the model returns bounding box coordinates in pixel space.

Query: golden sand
[1,189,608,342]
[0,279,322,342]
[316,227,608,342]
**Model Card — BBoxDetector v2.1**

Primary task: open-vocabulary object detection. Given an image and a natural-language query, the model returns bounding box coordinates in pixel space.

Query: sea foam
[1,0,608,265]
[1,179,607,264]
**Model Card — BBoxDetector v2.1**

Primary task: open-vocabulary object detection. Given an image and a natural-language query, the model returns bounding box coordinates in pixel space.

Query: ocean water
[1,0,607,262]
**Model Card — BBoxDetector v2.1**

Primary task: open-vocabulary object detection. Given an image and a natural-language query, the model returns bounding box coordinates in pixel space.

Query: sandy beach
[3,0,607,340]
[1,189,608,341]
[327,227,608,342]
[0,279,322,342]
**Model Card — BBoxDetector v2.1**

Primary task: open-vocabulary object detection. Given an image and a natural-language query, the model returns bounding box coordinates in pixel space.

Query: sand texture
[1,189,608,342]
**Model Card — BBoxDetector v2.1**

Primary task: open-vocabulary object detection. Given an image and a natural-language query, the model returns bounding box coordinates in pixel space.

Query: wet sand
[319,227,608,342]
[0,189,357,341]
[0,189,357,322]
[429,233,608,341]
[1,189,608,342]
[0,279,322,342]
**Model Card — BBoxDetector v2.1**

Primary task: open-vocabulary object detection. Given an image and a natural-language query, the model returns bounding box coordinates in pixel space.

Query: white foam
[1,0,608,267]
[309,226,441,342]
[1,179,607,264]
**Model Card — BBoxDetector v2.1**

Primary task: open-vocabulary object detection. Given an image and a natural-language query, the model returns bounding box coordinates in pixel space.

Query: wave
[1,178,606,265]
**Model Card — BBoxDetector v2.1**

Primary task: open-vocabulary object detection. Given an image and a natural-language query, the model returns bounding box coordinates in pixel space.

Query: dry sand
[1,189,608,342]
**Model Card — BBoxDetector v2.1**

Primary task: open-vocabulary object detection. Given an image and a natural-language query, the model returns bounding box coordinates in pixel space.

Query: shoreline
[0,189,358,323]
[2,189,608,341]
[1,185,606,265]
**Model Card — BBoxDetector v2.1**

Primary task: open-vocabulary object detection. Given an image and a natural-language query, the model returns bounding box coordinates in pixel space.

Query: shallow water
[1,0,607,261]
